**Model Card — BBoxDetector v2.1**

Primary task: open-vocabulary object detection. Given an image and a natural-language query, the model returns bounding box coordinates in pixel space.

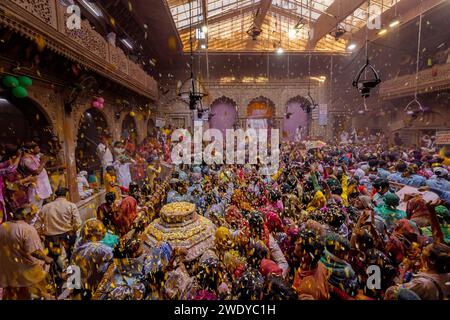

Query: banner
[436,131,450,145]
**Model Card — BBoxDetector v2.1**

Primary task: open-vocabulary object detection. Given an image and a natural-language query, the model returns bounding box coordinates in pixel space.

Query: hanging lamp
[304,0,317,113]
[352,0,381,98]
[329,1,346,41]
[177,0,207,112]
[404,1,425,116]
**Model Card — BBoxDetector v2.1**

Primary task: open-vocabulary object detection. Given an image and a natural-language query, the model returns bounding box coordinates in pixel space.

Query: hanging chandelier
[404,3,425,116]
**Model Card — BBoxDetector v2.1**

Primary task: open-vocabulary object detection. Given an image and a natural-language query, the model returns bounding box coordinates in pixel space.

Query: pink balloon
[97,97,105,104]
[92,101,101,108]
[97,103,104,110]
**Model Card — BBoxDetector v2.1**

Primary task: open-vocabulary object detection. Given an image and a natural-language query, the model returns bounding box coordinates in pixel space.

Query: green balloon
[2,75,19,88]
[18,76,32,88]
[12,86,28,98]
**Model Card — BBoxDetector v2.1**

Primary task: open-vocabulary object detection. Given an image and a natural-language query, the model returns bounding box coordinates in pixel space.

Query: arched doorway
[122,114,137,144]
[147,118,157,138]
[76,107,110,172]
[283,96,310,141]
[209,96,237,137]
[0,93,56,159]
[246,96,275,130]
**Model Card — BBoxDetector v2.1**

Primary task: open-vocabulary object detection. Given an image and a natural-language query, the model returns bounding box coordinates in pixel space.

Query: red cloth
[225,205,250,236]
[265,212,283,233]
[260,258,283,277]
[113,196,137,235]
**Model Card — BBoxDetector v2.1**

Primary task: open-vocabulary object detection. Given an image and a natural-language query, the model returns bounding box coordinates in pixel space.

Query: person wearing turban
[248,211,289,277]
[223,250,246,280]
[375,192,406,230]
[71,219,113,299]
[225,205,250,236]
[293,229,329,300]
[406,195,432,227]
[421,205,450,244]
[215,226,233,252]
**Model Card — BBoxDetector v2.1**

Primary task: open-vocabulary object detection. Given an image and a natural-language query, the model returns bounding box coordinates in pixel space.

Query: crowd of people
[0,127,449,300]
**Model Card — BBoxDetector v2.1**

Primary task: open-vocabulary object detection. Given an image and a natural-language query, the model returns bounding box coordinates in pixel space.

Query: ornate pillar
[62,105,80,203]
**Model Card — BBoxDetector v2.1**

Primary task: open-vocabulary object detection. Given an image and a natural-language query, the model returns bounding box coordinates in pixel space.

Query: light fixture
[310,76,326,83]
[352,59,381,98]
[378,29,387,36]
[329,24,347,41]
[288,29,297,39]
[201,25,208,33]
[200,44,207,49]
[121,39,133,50]
[81,0,102,17]
[178,0,208,113]
[389,20,400,28]
[347,43,357,51]
[277,47,284,54]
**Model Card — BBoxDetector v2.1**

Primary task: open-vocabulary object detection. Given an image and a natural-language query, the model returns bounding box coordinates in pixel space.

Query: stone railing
[380,62,450,99]
[0,0,158,99]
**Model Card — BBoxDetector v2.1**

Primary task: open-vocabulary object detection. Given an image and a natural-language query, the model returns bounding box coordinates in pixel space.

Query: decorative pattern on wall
[1,0,158,99]
[13,0,57,28]
[210,95,238,108]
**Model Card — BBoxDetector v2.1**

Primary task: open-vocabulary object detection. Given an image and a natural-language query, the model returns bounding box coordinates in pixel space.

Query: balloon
[18,76,32,87]
[130,111,136,117]
[2,76,19,88]
[97,97,104,103]
[96,103,104,110]
[92,101,101,108]
[12,86,28,98]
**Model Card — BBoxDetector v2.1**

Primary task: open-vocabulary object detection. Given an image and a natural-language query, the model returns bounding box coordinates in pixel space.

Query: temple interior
[0,0,449,301]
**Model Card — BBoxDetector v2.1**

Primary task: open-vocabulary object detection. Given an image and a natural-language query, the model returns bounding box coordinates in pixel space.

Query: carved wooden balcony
[0,0,158,99]
[379,62,450,99]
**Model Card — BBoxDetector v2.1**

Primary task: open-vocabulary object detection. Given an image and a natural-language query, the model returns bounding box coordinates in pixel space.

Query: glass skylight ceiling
[166,0,402,52]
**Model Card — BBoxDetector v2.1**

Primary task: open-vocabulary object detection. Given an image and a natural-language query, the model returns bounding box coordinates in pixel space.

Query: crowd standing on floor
[0,127,449,300]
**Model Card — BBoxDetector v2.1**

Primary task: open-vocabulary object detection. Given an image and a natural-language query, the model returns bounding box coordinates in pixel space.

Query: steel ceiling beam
[307,0,367,49]
[202,0,208,27]
[246,0,272,49]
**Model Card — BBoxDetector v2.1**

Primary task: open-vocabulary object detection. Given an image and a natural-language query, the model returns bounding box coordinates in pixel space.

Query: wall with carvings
[160,80,328,138]
[0,0,158,99]
[10,79,153,203]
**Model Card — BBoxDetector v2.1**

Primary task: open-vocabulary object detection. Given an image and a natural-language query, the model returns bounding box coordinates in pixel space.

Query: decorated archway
[283,95,310,141]
[75,107,110,172]
[0,93,56,158]
[147,118,157,138]
[209,96,237,137]
[246,96,275,130]
[122,113,138,144]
